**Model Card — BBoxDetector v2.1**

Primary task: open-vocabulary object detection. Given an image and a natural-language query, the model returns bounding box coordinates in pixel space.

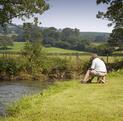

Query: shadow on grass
[80,82,105,85]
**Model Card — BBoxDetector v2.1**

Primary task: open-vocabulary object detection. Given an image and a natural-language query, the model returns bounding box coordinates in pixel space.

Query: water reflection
[0,80,48,115]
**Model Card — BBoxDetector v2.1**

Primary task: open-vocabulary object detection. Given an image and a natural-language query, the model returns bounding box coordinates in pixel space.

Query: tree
[92,43,113,55]
[61,28,84,50]
[97,0,123,28]
[77,39,90,51]
[0,36,13,49]
[109,28,123,48]
[42,27,90,51]
[97,0,123,48]
[0,0,49,25]
[23,22,43,42]
[42,27,61,47]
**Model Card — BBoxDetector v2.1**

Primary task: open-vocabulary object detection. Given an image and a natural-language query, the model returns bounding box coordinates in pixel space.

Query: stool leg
[97,76,106,83]
[97,76,100,83]
[101,76,106,83]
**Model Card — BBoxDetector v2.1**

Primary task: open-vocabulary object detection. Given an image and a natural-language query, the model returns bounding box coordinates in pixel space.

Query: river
[0,80,49,116]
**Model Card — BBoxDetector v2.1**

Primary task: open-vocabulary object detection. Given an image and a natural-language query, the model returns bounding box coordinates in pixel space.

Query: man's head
[91,53,98,60]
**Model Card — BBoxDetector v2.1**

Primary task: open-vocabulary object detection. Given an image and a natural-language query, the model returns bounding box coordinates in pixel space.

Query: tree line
[0,24,109,50]
[0,24,113,55]
[0,0,123,54]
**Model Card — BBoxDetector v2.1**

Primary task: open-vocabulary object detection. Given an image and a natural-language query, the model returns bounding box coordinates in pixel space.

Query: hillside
[0,24,110,43]
[80,32,110,42]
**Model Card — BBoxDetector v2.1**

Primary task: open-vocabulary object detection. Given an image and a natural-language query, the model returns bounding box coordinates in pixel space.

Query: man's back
[91,58,107,72]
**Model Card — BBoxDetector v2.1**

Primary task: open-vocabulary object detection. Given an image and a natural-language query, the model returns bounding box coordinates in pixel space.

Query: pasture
[0,42,122,64]
[0,42,84,53]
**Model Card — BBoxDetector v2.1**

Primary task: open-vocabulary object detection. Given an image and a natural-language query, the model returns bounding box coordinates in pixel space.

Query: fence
[0,51,122,64]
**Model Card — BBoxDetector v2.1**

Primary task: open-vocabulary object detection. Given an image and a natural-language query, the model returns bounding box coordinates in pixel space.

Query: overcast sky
[12,0,113,33]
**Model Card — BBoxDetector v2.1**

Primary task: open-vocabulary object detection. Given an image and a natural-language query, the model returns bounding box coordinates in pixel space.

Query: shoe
[87,79,92,83]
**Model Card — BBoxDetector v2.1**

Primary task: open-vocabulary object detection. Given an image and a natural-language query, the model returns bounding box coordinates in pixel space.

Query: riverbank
[0,79,48,116]
[0,70,123,121]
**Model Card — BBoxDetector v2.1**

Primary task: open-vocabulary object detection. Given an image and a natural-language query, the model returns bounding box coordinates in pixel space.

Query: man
[81,53,107,84]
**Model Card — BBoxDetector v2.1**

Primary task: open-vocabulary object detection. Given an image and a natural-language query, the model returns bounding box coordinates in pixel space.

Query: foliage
[41,57,72,80]
[0,57,26,79]
[23,22,43,42]
[0,35,13,49]
[109,28,123,48]
[22,42,92,80]
[0,25,109,43]
[80,32,109,42]
[42,27,90,51]
[22,41,46,76]
[0,0,49,25]
[91,43,113,55]
[0,25,110,52]
[97,0,123,28]
[97,0,123,48]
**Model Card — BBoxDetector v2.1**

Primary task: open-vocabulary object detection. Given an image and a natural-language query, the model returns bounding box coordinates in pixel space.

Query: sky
[12,0,113,33]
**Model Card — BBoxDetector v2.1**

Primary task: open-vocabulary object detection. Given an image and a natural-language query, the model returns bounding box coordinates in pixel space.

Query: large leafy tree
[0,0,49,25]
[97,0,123,28]
[109,28,123,48]
[97,0,123,47]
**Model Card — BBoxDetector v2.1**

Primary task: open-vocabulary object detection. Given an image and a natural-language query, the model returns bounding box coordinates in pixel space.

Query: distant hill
[0,24,110,43]
[80,32,110,42]
[0,24,23,35]
[0,25,111,52]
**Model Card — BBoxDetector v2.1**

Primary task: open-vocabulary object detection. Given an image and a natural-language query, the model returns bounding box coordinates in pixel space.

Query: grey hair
[91,53,98,58]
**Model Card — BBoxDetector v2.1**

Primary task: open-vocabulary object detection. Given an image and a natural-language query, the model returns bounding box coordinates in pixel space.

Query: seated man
[81,53,107,84]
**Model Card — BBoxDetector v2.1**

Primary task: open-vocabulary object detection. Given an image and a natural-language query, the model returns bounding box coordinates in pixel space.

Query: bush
[41,57,91,80]
[22,41,47,76]
[40,57,68,80]
[90,44,113,56]
[0,57,26,80]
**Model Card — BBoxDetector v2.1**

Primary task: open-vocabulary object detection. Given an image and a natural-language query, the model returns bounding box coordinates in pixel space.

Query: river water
[0,80,48,116]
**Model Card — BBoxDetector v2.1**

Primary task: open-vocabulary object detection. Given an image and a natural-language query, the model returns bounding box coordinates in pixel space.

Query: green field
[2,42,85,54]
[5,42,26,52]
[44,47,85,53]
[0,42,122,64]
[1,70,123,121]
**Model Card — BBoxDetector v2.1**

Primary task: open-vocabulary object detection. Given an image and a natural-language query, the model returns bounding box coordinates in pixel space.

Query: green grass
[113,51,123,55]
[0,42,85,53]
[91,42,105,46]
[44,47,84,53]
[5,42,25,52]
[0,42,122,63]
[1,70,123,121]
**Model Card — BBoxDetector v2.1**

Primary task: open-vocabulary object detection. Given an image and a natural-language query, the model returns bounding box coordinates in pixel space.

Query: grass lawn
[44,47,85,53]
[0,42,85,54]
[1,70,123,121]
[5,42,26,52]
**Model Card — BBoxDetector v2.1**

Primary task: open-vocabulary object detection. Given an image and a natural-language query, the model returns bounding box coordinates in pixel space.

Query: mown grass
[44,47,85,53]
[3,42,25,52]
[1,70,123,121]
[0,42,84,53]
